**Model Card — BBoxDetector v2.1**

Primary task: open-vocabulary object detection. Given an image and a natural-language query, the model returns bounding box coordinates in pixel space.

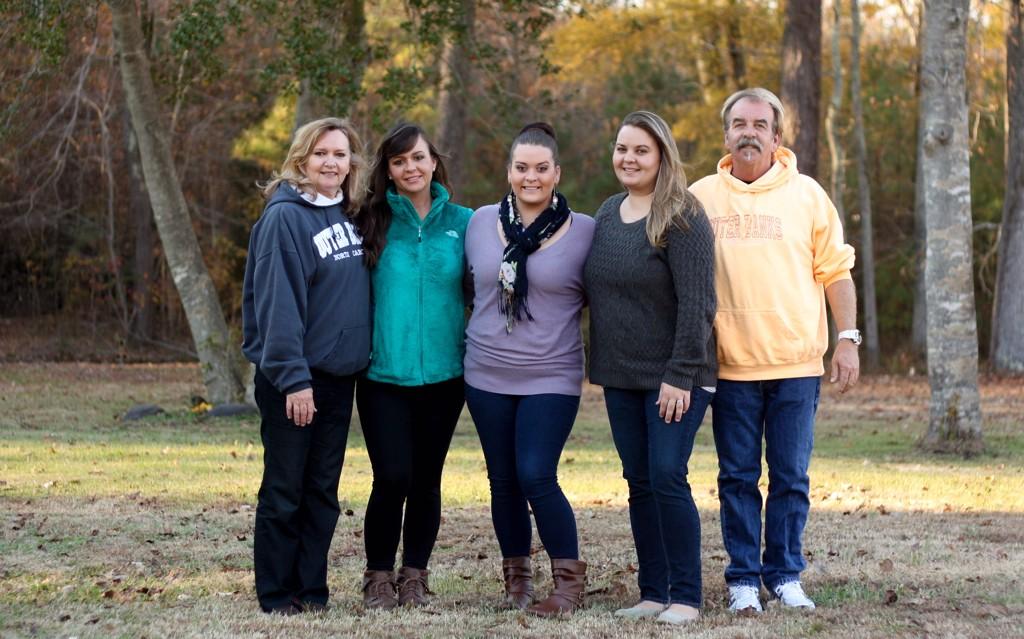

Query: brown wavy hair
[355,123,451,267]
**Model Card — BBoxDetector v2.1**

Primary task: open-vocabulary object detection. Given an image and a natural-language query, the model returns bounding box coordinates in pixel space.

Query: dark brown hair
[509,121,558,165]
[355,123,451,267]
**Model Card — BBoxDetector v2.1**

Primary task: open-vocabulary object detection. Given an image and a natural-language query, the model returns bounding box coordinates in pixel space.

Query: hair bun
[518,121,556,141]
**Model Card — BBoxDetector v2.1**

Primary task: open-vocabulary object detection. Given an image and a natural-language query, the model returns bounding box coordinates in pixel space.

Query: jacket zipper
[417,220,424,383]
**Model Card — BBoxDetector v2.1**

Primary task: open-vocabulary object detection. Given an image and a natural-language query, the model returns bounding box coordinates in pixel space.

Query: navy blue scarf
[497,190,571,333]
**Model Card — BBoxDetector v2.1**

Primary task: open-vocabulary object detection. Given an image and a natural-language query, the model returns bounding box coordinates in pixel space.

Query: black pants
[356,376,464,571]
[253,368,355,611]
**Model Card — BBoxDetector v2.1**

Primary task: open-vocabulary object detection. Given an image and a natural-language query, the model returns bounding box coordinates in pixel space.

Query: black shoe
[264,602,302,616]
[298,600,330,613]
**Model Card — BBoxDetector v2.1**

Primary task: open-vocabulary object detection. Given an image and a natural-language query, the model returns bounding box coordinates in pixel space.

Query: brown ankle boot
[501,556,534,609]
[362,570,398,609]
[396,566,430,607]
[527,558,587,616]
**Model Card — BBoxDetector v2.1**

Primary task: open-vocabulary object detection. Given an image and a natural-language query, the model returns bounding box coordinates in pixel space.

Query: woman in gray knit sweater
[583,111,717,626]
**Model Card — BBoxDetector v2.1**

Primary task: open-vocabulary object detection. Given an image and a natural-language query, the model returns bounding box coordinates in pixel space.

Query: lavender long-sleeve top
[464,204,595,396]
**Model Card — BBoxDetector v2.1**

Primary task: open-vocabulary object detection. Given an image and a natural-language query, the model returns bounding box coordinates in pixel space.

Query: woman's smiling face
[613,125,661,195]
[507,143,560,210]
[303,129,351,197]
[387,135,436,197]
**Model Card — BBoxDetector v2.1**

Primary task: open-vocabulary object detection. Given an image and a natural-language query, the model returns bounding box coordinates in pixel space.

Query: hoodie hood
[715,147,799,194]
[268,182,346,210]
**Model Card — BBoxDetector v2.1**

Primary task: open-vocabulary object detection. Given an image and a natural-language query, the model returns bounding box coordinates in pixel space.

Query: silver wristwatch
[837,329,862,346]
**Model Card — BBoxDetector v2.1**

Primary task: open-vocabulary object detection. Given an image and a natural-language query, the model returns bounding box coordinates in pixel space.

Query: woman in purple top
[464,122,595,617]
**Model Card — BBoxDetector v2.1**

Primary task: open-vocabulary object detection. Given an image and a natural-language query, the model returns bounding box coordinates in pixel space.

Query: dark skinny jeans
[604,386,713,607]
[356,376,464,571]
[464,384,580,560]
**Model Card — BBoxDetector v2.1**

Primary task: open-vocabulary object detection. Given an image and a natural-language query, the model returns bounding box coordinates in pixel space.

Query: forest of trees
[1,0,1020,449]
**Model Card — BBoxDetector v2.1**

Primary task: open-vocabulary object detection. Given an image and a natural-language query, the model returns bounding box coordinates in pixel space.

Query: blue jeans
[465,384,580,560]
[604,387,712,608]
[712,377,820,590]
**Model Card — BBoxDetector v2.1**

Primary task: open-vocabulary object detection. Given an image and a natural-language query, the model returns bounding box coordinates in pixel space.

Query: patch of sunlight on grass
[3,387,1023,514]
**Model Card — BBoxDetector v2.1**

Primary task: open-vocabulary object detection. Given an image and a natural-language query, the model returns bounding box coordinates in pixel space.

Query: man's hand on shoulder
[829,340,860,393]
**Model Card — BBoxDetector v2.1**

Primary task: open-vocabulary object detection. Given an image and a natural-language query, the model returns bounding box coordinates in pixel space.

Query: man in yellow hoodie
[690,87,860,613]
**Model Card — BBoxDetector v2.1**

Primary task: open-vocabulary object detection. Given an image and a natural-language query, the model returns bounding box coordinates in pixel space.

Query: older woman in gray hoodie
[242,117,370,616]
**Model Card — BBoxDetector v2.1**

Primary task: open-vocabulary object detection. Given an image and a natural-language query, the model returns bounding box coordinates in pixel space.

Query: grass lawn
[1,363,1023,638]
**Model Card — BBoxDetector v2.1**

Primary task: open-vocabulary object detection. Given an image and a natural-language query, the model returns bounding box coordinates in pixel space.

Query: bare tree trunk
[780,0,822,179]
[850,0,880,369]
[825,1,846,225]
[918,0,982,454]
[110,0,244,403]
[292,0,366,132]
[726,0,746,90]
[123,106,155,339]
[991,0,1024,373]
[692,31,714,106]
[294,78,327,132]
[912,4,928,357]
[824,1,845,351]
[343,0,367,93]
[437,0,475,198]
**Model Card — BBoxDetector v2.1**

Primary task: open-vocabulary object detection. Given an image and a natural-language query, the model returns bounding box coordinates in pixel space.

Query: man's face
[724,98,780,170]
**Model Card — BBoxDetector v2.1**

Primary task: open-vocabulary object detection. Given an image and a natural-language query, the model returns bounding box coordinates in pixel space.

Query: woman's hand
[655,383,690,423]
[286,388,316,426]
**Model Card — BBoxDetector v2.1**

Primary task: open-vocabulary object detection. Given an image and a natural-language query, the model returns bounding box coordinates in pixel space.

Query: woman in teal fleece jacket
[353,123,473,609]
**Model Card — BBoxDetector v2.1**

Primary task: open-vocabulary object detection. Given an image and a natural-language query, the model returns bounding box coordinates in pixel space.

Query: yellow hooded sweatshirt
[689,147,855,381]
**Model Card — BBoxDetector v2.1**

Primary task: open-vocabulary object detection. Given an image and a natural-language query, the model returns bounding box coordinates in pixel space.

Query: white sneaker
[728,584,763,612]
[773,581,816,609]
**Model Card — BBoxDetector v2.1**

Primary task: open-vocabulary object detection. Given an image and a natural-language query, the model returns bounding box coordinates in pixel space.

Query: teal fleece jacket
[366,182,473,386]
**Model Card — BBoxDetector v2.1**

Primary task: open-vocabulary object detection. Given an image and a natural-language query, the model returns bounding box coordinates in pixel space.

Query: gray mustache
[737,136,763,151]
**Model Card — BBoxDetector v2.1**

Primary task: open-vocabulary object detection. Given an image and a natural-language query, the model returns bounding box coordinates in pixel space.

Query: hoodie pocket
[715,310,814,368]
[315,324,371,375]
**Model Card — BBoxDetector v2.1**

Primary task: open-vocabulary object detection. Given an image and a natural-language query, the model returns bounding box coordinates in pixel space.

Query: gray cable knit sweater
[583,192,717,390]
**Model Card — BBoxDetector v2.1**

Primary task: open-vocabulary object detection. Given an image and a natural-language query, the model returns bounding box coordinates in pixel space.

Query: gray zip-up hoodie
[241,183,371,394]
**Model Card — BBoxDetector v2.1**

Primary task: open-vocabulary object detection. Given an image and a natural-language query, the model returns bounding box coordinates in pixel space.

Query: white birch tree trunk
[110,0,244,404]
[991,0,1024,372]
[919,0,982,454]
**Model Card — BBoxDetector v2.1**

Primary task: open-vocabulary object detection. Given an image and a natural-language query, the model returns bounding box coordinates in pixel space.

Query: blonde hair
[720,87,785,136]
[619,111,698,247]
[261,117,366,207]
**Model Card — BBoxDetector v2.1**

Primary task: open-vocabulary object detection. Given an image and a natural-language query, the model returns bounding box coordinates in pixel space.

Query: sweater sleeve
[662,202,717,390]
[252,212,313,394]
[808,179,856,287]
